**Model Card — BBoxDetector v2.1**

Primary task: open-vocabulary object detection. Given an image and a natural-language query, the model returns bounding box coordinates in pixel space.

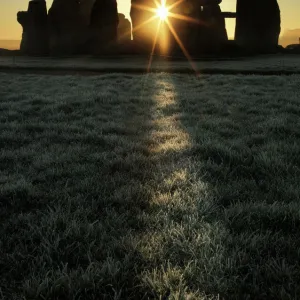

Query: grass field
[0,72,300,300]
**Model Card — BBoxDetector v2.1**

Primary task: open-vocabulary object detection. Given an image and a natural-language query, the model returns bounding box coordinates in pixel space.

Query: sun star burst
[131,0,199,73]
[156,5,169,21]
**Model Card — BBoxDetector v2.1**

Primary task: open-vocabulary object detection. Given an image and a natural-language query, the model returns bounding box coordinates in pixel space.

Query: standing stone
[170,0,227,55]
[48,0,95,55]
[171,0,204,54]
[17,0,48,55]
[235,0,281,53]
[89,0,119,54]
[200,2,228,53]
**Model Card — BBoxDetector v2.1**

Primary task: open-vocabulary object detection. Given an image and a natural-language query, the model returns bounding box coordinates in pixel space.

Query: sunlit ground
[0,72,300,299]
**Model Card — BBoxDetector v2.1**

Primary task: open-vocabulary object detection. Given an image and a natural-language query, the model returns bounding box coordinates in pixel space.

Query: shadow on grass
[166,73,300,299]
[0,73,164,299]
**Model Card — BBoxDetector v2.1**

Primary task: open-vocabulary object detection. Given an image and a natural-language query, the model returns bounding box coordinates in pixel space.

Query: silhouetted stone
[170,0,227,55]
[170,0,202,55]
[235,0,281,53]
[201,3,228,52]
[118,13,131,43]
[88,0,119,54]
[17,0,48,55]
[48,0,95,55]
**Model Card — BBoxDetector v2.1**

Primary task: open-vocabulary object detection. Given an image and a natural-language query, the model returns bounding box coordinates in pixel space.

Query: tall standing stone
[235,0,281,53]
[168,0,227,55]
[200,1,228,53]
[17,0,48,55]
[170,0,201,55]
[48,0,95,55]
[89,0,119,54]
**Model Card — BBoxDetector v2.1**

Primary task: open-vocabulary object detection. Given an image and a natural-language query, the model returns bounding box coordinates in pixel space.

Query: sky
[0,0,299,46]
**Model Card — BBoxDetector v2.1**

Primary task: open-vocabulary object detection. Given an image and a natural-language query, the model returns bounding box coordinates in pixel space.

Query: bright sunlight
[156,5,169,21]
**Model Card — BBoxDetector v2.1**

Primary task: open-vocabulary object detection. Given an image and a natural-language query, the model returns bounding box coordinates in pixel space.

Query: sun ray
[167,0,185,11]
[154,0,161,8]
[131,3,158,14]
[147,19,162,72]
[132,15,157,34]
[165,19,199,74]
[117,15,157,42]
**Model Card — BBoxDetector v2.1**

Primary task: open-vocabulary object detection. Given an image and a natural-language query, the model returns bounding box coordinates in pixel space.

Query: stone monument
[17,0,48,55]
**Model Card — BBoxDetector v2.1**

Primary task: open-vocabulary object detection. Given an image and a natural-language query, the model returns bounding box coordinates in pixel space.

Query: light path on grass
[136,74,224,298]
[150,76,191,153]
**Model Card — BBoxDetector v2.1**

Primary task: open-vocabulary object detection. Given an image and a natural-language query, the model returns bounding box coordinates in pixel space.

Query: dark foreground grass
[0,72,300,299]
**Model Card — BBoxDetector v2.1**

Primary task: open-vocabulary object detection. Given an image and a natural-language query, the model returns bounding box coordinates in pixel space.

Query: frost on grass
[0,73,300,300]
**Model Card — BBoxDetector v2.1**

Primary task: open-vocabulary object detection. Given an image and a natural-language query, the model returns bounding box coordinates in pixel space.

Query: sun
[156,5,169,21]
